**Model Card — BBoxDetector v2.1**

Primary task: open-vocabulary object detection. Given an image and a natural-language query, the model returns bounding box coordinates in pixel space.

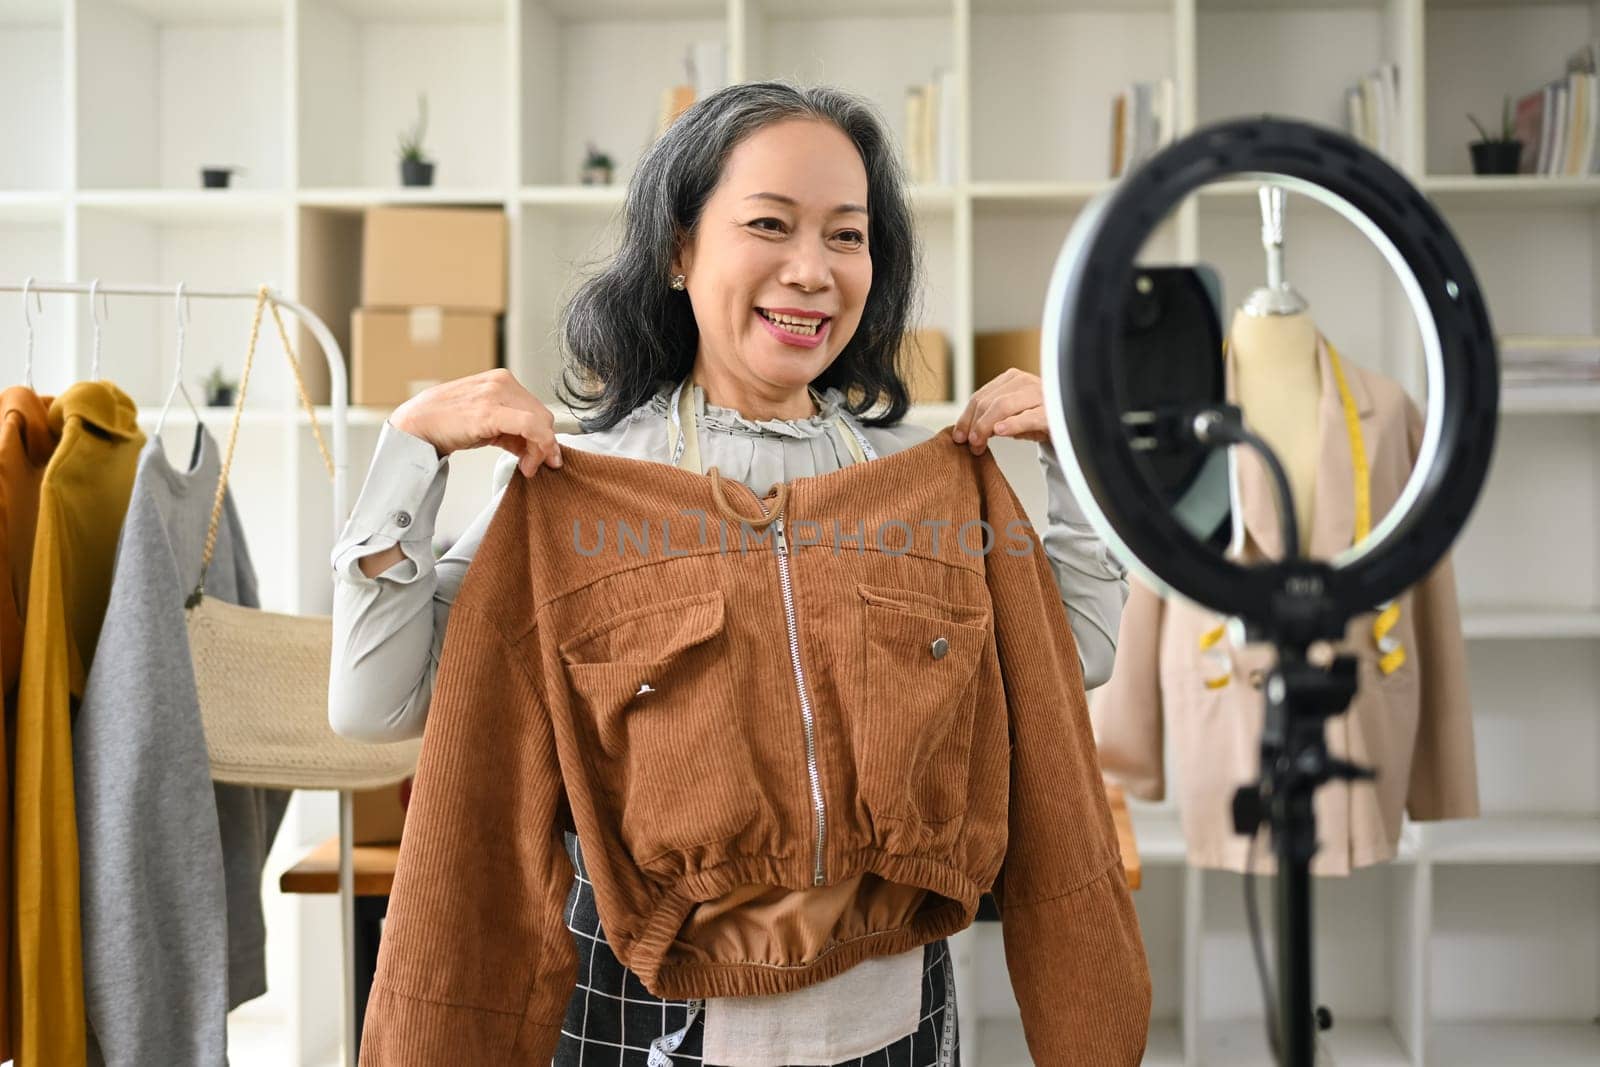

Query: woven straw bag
[187,286,419,790]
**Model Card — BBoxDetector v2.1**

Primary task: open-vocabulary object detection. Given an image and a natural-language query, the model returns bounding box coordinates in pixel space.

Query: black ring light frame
[1040,117,1500,1067]
[1042,116,1498,642]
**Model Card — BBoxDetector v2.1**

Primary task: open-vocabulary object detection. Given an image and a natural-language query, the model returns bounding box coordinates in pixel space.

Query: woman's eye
[750,218,787,233]
[835,230,866,246]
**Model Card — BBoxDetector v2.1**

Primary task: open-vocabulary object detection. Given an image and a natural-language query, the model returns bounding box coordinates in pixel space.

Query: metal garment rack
[0,278,362,1067]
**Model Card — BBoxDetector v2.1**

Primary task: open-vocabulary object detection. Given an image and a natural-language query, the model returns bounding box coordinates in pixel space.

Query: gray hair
[556,81,922,430]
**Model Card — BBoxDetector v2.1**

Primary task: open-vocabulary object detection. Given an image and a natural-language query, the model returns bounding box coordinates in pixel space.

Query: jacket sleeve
[1088,577,1169,801]
[1399,397,1479,820]
[74,490,231,1066]
[980,454,1152,1065]
[358,601,576,1065]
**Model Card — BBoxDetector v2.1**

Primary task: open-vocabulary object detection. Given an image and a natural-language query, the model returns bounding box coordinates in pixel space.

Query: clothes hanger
[21,275,41,391]
[153,282,201,437]
[89,278,108,381]
[1240,186,1309,317]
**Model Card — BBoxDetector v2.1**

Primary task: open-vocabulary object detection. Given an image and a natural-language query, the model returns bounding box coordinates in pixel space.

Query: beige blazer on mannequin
[1092,335,1479,875]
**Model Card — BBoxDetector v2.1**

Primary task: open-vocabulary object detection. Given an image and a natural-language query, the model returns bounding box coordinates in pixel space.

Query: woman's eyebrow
[743,192,868,216]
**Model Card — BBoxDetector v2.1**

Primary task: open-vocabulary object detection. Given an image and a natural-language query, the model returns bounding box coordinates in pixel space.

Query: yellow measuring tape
[1200,337,1405,683]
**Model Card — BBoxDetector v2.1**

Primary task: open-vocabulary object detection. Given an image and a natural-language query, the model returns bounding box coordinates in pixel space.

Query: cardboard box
[352,780,410,846]
[974,327,1042,387]
[352,307,499,407]
[899,329,951,403]
[361,207,507,312]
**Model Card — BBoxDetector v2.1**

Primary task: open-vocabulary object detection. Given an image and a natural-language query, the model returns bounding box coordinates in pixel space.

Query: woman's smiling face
[672,117,873,398]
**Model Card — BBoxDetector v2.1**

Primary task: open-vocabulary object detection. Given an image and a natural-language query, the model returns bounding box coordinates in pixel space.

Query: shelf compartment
[1198,864,1422,1065]
[1424,0,1600,177]
[972,2,1176,184]
[1427,1022,1600,1067]
[1431,865,1600,1034]
[740,1,953,184]
[1196,0,1412,170]
[0,0,65,191]
[1460,642,1600,819]
[76,0,284,191]
[75,205,288,408]
[298,0,509,190]
[520,0,726,186]
[1453,415,1600,613]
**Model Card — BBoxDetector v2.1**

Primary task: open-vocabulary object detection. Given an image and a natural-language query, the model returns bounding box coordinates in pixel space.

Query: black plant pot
[200,167,237,189]
[206,387,235,408]
[400,158,435,187]
[1470,141,1522,175]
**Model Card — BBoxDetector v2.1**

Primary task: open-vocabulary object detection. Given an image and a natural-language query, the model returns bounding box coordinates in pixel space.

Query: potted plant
[203,365,238,407]
[398,93,435,187]
[1468,96,1522,175]
[581,142,614,186]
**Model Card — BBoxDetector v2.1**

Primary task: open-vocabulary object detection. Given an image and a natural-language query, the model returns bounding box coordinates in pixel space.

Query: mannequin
[1229,306,1320,556]
[1228,186,1321,556]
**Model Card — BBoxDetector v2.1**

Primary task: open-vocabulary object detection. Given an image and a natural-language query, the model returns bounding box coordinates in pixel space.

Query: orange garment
[12,382,143,1066]
[360,429,1151,1065]
[0,386,58,1064]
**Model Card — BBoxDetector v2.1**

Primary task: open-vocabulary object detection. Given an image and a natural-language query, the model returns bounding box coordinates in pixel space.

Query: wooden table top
[281,783,1143,896]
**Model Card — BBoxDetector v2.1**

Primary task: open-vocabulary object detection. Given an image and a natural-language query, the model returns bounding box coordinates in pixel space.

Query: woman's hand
[952,368,1051,454]
[390,368,563,478]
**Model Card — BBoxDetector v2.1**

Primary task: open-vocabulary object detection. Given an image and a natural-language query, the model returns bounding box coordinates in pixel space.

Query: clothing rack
[0,278,362,1067]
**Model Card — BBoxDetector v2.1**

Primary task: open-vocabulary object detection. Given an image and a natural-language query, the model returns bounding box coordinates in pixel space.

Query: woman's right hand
[389,368,563,478]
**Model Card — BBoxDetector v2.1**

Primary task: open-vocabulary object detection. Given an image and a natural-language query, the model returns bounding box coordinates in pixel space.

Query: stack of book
[1499,335,1600,388]
[905,68,958,185]
[1345,63,1400,160]
[1109,78,1176,178]
[1511,43,1600,176]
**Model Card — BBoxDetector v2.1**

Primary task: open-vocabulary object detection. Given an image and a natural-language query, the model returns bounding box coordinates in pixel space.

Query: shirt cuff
[1037,440,1126,580]
[331,420,449,581]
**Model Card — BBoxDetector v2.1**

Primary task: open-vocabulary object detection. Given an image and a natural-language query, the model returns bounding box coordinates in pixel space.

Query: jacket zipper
[760,503,828,886]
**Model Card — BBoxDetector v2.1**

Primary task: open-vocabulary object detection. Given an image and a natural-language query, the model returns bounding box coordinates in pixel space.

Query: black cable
[1244,826,1281,1062]
[1190,409,1301,563]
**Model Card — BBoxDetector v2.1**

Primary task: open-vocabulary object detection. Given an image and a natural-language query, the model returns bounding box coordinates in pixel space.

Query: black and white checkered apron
[557,833,961,1067]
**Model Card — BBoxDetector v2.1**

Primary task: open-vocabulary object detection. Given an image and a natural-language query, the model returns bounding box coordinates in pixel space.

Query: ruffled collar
[642,380,850,440]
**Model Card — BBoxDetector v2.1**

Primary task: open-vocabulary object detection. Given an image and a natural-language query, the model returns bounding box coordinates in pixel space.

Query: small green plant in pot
[581,142,614,186]
[398,93,435,187]
[1468,96,1522,176]
[203,365,239,407]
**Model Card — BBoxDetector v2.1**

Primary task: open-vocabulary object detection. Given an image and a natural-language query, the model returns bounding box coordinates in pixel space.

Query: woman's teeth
[758,309,823,336]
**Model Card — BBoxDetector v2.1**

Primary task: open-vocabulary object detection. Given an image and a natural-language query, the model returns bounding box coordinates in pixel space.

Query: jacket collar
[1,385,58,464]
[1226,332,1376,561]
[47,380,142,443]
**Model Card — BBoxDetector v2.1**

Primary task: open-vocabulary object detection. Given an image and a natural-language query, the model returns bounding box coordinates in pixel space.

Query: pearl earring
[670,274,686,290]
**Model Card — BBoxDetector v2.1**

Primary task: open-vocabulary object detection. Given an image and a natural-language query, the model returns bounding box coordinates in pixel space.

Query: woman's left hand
[952,368,1051,453]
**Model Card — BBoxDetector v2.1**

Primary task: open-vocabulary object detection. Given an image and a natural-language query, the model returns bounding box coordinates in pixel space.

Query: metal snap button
[930,636,949,660]
[1248,668,1265,690]
[395,511,412,529]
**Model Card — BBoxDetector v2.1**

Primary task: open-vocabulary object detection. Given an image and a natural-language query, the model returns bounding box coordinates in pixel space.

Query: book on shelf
[1344,62,1399,161]
[1499,334,1600,385]
[1109,77,1175,178]
[903,68,957,186]
[1506,44,1600,177]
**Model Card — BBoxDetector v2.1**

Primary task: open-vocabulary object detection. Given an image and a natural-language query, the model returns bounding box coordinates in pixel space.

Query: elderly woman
[331,82,1137,1066]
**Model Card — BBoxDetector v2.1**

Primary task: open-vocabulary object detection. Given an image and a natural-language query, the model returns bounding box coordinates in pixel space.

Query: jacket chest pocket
[559,590,759,862]
[854,584,991,826]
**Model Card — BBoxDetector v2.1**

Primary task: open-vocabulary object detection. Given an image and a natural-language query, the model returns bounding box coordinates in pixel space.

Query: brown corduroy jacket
[359,428,1151,1066]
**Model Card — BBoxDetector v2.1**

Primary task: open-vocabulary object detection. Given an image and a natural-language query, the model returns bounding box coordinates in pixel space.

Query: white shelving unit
[3,0,1597,1063]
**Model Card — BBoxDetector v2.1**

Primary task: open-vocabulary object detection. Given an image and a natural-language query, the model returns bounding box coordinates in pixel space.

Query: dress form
[1230,306,1320,556]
